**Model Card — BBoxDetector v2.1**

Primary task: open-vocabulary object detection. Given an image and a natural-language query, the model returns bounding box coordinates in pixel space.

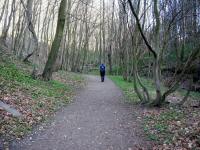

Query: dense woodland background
[0,0,200,105]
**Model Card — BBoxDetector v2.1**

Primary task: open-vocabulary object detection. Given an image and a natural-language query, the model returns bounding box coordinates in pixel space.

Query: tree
[127,0,200,106]
[42,0,67,80]
[20,0,38,62]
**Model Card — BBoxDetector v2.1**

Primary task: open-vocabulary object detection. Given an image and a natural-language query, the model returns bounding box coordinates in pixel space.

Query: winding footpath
[11,75,150,150]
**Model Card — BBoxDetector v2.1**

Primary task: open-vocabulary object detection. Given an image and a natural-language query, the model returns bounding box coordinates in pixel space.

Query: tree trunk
[20,0,39,63]
[42,0,67,80]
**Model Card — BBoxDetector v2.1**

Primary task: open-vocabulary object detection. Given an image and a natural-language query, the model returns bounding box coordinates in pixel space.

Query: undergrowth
[0,56,84,146]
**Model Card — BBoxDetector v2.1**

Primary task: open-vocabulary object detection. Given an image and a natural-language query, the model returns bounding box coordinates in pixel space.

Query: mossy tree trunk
[42,0,67,81]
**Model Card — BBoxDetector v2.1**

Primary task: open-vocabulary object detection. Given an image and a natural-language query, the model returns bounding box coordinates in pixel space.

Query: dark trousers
[100,71,105,82]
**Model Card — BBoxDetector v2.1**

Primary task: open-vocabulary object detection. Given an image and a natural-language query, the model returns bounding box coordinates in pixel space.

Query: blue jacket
[100,64,105,72]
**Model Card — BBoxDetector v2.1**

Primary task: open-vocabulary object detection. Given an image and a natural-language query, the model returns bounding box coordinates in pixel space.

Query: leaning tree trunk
[42,0,67,81]
[20,0,39,63]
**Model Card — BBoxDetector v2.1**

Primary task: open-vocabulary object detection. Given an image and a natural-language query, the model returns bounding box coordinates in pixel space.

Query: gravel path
[11,75,150,150]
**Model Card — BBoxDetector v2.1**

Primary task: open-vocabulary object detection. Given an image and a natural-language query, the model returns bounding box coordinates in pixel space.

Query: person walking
[100,64,106,82]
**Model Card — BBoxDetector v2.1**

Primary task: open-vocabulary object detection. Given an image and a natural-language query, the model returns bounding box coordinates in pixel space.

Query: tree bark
[20,0,39,62]
[42,0,67,80]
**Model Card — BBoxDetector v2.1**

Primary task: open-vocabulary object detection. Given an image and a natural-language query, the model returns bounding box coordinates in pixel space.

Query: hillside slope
[0,49,84,148]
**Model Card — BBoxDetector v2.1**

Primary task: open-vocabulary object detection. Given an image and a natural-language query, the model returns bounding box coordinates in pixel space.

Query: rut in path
[11,75,150,150]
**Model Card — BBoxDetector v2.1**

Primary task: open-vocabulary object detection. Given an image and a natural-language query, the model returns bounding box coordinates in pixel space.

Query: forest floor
[0,50,84,149]
[110,76,200,149]
[10,75,153,150]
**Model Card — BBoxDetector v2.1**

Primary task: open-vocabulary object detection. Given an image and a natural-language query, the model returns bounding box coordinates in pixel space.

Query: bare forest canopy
[0,0,200,106]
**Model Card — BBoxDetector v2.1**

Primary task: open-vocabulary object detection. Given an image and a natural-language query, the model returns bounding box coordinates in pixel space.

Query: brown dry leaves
[142,106,200,150]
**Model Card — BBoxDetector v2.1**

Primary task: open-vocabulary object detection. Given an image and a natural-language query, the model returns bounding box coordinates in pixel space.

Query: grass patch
[109,75,163,103]
[109,76,139,103]
[0,63,71,100]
